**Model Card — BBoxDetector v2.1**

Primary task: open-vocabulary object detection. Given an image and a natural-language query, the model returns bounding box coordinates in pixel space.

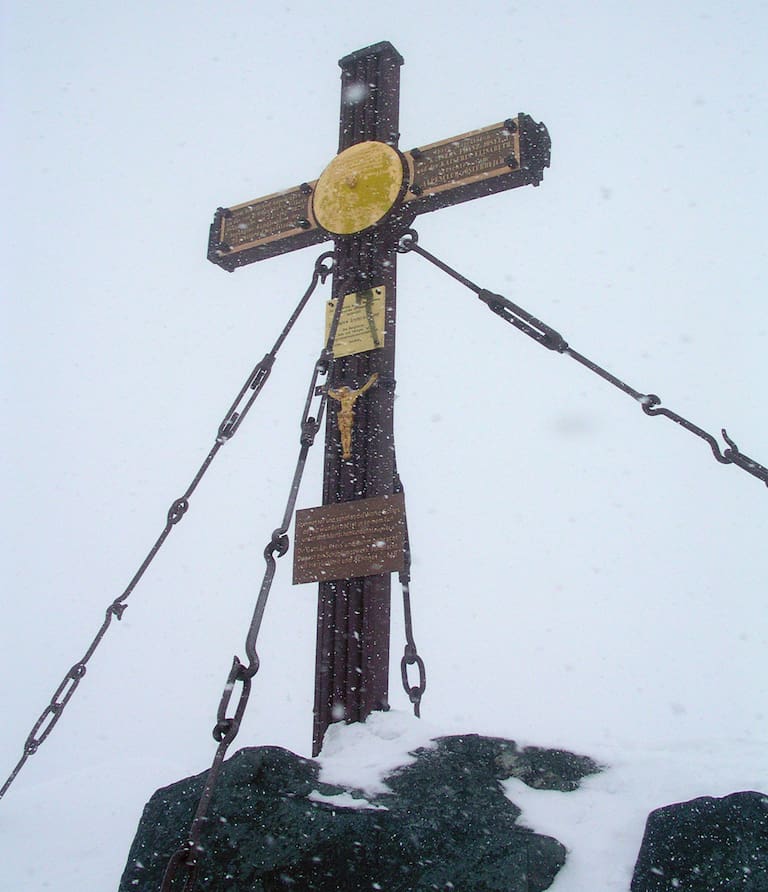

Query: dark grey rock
[120,733,600,891]
[631,790,768,891]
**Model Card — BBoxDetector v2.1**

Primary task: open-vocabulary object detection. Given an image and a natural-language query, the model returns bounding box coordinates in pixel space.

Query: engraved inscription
[293,493,405,585]
[410,124,518,195]
[223,187,311,249]
[325,286,386,358]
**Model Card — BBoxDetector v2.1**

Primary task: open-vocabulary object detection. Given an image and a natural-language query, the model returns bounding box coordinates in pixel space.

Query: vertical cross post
[208,40,551,757]
[312,42,404,756]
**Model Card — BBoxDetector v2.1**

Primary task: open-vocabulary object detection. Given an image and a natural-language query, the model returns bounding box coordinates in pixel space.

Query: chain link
[394,469,426,717]
[397,230,768,489]
[160,257,343,892]
[0,252,335,804]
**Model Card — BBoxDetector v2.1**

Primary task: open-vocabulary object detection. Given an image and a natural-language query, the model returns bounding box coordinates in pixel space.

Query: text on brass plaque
[293,492,405,585]
[406,122,519,196]
[223,184,313,249]
[325,286,386,358]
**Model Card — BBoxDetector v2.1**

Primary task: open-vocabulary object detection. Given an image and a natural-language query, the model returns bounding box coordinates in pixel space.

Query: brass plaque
[313,142,406,235]
[293,493,405,585]
[325,286,386,358]
[222,184,314,249]
[406,121,519,197]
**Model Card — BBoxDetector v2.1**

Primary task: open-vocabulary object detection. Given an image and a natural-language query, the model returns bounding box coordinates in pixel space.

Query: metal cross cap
[206,41,550,757]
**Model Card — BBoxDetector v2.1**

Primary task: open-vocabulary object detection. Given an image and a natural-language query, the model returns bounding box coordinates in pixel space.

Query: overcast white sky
[2,2,767,888]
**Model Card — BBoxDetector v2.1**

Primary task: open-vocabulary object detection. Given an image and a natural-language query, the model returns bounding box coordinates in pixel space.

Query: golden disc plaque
[312,141,406,235]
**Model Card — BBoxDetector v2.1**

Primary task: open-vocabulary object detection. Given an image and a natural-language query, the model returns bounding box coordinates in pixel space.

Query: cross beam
[207,41,550,755]
[208,112,550,271]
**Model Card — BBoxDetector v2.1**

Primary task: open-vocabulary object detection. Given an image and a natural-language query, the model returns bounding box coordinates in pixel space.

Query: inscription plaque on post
[324,286,386,358]
[293,493,405,585]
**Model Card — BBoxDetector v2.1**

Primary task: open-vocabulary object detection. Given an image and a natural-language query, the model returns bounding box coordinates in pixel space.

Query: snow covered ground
[3,711,765,889]
[320,713,768,890]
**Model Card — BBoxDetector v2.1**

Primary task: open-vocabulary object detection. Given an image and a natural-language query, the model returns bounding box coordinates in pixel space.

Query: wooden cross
[207,41,550,755]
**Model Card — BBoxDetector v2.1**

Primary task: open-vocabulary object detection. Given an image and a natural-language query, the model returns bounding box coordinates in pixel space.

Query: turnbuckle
[721,430,768,484]
[212,656,254,744]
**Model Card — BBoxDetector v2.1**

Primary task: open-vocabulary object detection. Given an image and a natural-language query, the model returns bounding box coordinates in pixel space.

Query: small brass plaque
[293,493,405,585]
[325,286,386,358]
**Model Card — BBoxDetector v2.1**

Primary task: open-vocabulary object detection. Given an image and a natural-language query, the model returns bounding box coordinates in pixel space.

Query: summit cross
[207,41,550,755]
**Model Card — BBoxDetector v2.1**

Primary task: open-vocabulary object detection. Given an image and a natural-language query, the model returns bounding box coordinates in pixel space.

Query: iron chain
[394,469,426,717]
[397,229,768,489]
[0,251,335,804]
[160,256,343,892]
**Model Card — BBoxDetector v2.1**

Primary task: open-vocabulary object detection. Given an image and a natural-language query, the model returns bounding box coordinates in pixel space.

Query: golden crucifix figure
[327,372,379,460]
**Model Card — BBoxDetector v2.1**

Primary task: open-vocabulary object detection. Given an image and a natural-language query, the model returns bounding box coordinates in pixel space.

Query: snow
[317,709,434,796]
[6,712,758,889]
[307,790,388,811]
[2,2,767,890]
[505,737,768,890]
[323,712,768,890]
